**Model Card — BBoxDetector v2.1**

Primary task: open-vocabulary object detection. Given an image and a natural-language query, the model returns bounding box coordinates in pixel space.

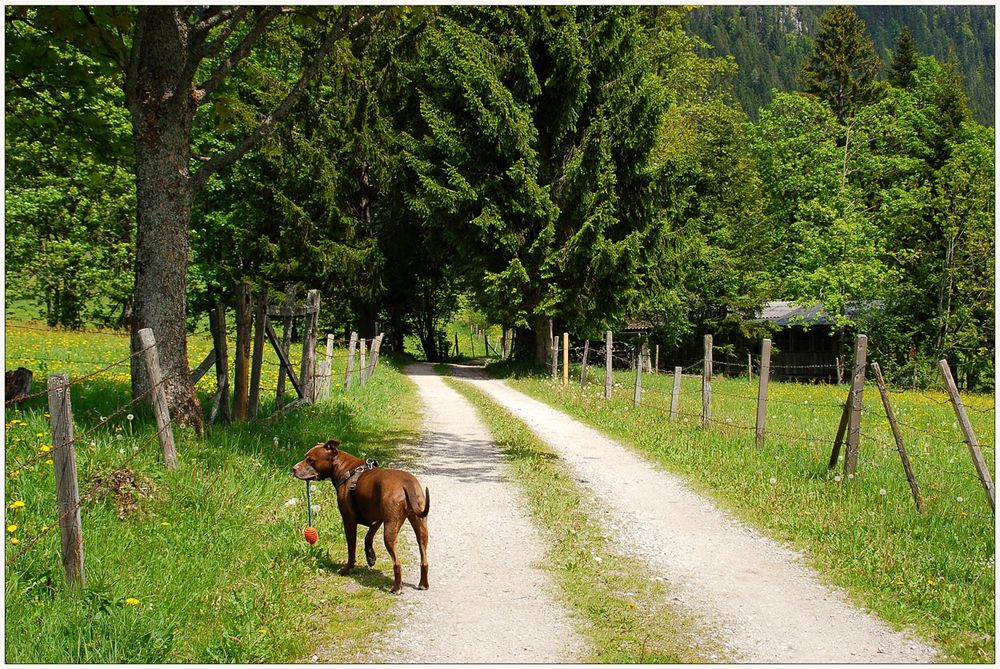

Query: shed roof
[755,301,832,327]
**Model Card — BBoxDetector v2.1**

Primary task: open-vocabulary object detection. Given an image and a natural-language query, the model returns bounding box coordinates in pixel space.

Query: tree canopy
[6,5,995,389]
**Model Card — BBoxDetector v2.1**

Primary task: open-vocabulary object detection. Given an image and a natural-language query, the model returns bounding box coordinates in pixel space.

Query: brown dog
[292,439,429,594]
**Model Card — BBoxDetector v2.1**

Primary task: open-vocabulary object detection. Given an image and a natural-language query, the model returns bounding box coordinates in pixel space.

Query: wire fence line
[556,332,993,516]
[5,416,176,568]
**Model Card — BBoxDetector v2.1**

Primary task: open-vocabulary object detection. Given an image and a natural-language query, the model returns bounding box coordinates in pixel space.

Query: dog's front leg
[364,521,382,567]
[339,521,358,575]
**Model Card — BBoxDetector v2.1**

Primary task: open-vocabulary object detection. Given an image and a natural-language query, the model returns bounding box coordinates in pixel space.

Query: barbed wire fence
[550,330,995,519]
[4,327,185,587]
[4,286,393,588]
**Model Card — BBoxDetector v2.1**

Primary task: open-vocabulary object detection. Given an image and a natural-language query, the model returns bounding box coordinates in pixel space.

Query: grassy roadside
[5,323,422,662]
[442,372,728,663]
[500,366,994,663]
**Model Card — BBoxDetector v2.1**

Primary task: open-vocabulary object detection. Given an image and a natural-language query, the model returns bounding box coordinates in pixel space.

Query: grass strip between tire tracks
[442,372,729,663]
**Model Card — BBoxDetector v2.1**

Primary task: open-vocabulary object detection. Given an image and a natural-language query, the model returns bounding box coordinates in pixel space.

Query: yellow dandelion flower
[35,433,43,438]
[45,459,53,466]
[124,597,141,606]
[9,500,25,510]
[161,522,170,526]
[245,504,253,510]
[927,579,936,586]
[39,445,51,453]
[6,524,17,533]
[10,537,19,545]
[258,628,268,635]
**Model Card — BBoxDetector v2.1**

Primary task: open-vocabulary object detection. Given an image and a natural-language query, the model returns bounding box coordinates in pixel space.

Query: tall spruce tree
[890,26,919,88]
[801,6,885,120]
[403,7,671,362]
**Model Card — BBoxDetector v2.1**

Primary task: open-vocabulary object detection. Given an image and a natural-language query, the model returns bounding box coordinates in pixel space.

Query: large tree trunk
[510,313,551,364]
[127,9,204,434]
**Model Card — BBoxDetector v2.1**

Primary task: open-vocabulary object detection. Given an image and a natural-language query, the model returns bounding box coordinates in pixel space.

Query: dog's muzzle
[292,462,319,480]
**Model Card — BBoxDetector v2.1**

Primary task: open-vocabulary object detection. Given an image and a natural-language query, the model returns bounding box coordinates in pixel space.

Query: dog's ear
[324,439,340,452]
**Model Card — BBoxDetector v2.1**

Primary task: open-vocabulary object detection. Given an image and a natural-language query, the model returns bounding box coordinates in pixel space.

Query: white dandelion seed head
[116,434,123,440]
[956,497,964,503]
[284,498,298,507]
[769,477,777,485]
[126,414,134,421]
[834,475,842,482]
[879,488,887,496]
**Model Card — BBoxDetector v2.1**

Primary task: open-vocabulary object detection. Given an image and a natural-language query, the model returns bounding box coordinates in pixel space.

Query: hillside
[686,5,995,125]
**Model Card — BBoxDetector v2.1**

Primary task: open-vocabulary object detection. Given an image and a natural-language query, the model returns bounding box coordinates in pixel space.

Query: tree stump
[5,367,33,406]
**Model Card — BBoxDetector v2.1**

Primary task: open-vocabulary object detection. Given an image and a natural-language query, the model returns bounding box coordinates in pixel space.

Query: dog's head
[292,439,341,481]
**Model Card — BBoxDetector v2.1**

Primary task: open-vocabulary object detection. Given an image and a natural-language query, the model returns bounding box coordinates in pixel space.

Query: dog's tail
[405,484,430,518]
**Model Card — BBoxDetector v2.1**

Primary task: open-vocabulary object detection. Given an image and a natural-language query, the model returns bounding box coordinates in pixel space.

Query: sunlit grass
[4,321,421,662]
[502,364,995,663]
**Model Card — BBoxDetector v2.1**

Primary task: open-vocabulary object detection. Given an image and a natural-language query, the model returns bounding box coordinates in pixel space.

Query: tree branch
[194,6,252,59]
[191,9,374,191]
[190,6,241,35]
[80,6,127,74]
[196,6,284,100]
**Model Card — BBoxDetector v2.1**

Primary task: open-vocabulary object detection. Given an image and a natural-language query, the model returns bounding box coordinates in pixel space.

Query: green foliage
[685,5,995,126]
[890,26,920,88]
[800,6,885,121]
[5,8,135,328]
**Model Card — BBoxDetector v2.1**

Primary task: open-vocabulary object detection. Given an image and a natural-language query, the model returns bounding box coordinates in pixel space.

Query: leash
[304,480,317,544]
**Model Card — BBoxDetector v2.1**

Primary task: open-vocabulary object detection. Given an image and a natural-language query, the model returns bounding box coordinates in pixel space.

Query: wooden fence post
[872,362,924,513]
[654,345,659,375]
[633,343,642,407]
[670,366,681,421]
[300,289,320,402]
[843,334,868,477]
[702,334,712,427]
[562,332,569,386]
[345,332,358,389]
[368,334,384,379]
[248,290,267,419]
[358,338,368,385]
[748,352,753,382]
[322,334,335,400]
[755,339,771,449]
[48,373,84,588]
[276,286,295,411]
[580,339,590,387]
[137,328,178,469]
[939,359,995,512]
[605,331,613,400]
[233,283,252,420]
[551,334,559,380]
[209,303,231,425]
[454,333,459,358]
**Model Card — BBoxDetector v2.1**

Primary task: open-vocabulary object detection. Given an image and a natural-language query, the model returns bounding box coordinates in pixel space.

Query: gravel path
[365,363,585,663]
[453,369,938,664]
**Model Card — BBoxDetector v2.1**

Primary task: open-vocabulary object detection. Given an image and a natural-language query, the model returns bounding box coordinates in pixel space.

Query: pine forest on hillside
[686,5,995,125]
[5,6,996,434]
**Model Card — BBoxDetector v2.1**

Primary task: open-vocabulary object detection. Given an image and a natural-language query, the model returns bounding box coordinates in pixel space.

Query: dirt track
[355,363,936,663]
[365,363,584,663]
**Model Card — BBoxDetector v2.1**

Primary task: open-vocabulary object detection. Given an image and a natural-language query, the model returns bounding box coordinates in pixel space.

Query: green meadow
[4,322,421,662]
[499,362,995,663]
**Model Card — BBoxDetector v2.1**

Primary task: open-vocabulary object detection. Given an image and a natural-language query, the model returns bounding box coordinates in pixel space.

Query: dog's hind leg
[409,515,429,590]
[382,518,404,594]
[339,521,357,576]
[364,521,382,567]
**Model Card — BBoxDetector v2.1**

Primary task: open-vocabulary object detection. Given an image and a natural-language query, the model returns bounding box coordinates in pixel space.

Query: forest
[5,5,996,410]
[686,5,995,125]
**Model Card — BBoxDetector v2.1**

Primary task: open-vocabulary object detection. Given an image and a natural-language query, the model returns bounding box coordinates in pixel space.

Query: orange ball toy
[304,526,318,544]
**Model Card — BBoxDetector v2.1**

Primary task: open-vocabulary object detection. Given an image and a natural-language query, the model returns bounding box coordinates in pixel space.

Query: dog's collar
[333,459,378,488]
